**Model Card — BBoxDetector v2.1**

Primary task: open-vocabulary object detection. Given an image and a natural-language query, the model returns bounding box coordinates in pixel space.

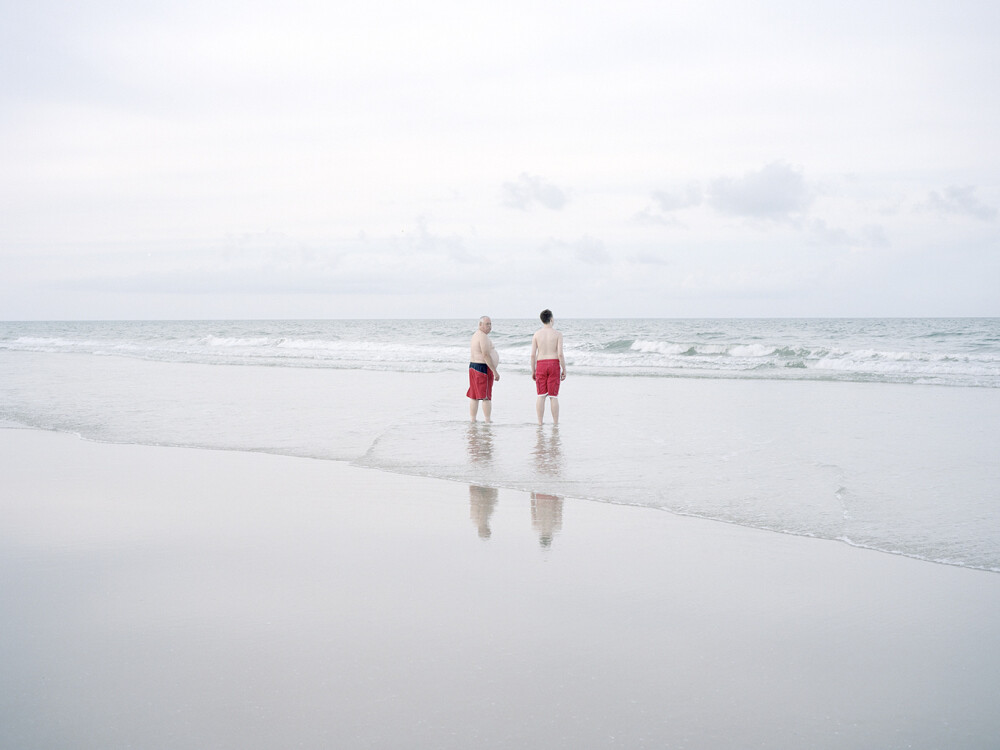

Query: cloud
[652,184,703,212]
[708,161,812,221]
[41,223,485,298]
[538,236,611,266]
[804,220,888,250]
[806,218,854,246]
[632,208,683,227]
[860,224,890,248]
[922,185,997,221]
[404,216,474,263]
[634,183,702,226]
[628,251,672,266]
[501,173,568,211]
[573,236,611,264]
[632,207,685,227]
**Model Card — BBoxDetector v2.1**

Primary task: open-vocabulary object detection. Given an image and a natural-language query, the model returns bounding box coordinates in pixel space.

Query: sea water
[2,318,999,571]
[3,318,998,386]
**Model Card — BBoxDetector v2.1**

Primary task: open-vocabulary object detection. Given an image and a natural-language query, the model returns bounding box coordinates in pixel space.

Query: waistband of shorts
[469,362,489,373]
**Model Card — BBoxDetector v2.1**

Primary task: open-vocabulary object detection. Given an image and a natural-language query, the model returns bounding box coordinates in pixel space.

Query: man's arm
[557,333,566,380]
[530,332,539,380]
[484,337,500,381]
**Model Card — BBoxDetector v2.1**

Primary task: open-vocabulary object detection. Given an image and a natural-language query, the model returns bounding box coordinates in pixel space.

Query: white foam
[729,344,777,358]
[202,336,273,347]
[630,339,692,355]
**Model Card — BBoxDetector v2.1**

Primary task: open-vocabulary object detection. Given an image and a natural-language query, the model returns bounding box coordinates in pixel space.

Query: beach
[3,426,1000,749]
[4,329,1000,571]
[3,318,1000,747]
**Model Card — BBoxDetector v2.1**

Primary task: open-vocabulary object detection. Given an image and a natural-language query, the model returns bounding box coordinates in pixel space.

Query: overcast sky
[2,0,998,319]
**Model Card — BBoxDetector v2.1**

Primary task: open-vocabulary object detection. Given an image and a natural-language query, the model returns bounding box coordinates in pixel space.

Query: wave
[202,336,273,347]
[630,340,719,356]
[610,335,1000,386]
[3,319,999,388]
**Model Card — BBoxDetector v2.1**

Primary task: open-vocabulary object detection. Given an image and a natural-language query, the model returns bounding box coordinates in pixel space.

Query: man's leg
[536,395,546,425]
[550,396,559,425]
[482,399,492,423]
[470,399,479,422]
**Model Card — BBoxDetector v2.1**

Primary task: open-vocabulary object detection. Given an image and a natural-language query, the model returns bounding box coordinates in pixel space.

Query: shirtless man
[530,309,566,425]
[467,316,500,422]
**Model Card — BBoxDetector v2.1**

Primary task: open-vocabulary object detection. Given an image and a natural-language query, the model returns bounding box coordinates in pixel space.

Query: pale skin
[530,319,566,425]
[469,316,500,423]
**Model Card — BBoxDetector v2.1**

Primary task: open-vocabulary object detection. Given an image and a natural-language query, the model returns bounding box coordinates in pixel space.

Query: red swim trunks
[467,363,494,400]
[535,359,561,396]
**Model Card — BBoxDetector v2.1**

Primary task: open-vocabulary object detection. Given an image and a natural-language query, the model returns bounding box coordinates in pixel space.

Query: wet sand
[2,427,999,749]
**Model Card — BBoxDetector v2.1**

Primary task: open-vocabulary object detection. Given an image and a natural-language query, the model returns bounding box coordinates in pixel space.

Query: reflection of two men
[468,486,565,547]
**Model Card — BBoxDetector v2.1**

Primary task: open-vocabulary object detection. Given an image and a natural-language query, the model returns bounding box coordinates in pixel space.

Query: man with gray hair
[467,316,500,422]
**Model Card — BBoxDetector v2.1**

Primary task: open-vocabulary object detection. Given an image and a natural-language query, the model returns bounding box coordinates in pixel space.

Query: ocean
[2,318,999,571]
[3,318,998,385]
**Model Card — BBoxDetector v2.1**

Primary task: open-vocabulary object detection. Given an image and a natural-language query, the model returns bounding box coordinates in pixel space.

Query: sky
[1,0,998,319]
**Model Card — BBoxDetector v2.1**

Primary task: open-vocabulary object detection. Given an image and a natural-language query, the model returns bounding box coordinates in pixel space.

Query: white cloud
[532,236,611,266]
[708,162,812,221]
[628,251,673,266]
[572,237,611,265]
[501,174,569,211]
[859,224,890,249]
[404,217,475,263]
[805,219,855,246]
[652,184,703,213]
[633,184,702,226]
[922,186,997,221]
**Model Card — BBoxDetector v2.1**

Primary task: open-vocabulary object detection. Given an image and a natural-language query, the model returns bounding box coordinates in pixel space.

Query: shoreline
[3,426,1000,749]
[7,415,1000,575]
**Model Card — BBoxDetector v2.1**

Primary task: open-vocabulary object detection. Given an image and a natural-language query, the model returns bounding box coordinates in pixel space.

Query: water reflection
[530,492,564,548]
[466,423,494,464]
[466,425,566,547]
[532,426,562,476]
[469,485,499,540]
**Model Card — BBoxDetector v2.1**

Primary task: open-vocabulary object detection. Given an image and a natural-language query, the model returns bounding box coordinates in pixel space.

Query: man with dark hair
[530,309,566,425]
[468,316,500,422]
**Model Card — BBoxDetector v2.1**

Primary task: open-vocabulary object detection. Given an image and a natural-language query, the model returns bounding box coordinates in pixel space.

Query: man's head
[479,316,492,333]
[540,309,553,324]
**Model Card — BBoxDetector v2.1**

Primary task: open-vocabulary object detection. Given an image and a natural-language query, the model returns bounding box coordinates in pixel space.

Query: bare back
[531,325,563,361]
[530,317,565,425]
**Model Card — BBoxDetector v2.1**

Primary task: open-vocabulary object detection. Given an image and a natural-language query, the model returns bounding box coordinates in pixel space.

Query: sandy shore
[2,427,999,749]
